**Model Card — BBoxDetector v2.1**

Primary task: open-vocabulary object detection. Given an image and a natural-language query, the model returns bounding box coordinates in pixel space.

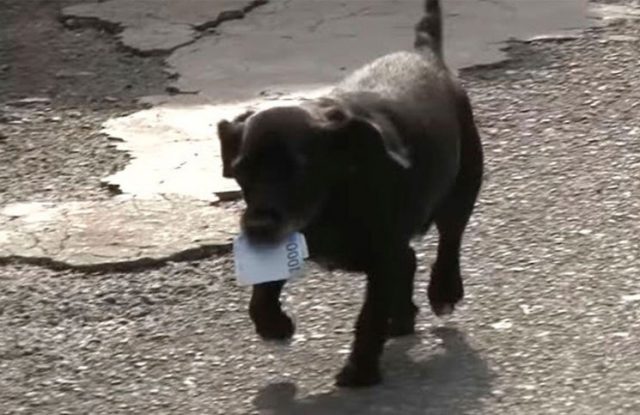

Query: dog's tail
[414,0,443,59]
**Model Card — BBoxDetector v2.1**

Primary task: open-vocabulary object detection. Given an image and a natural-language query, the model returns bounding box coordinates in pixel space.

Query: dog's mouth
[241,209,290,245]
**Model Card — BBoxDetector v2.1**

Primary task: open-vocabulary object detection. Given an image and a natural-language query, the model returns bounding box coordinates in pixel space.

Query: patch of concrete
[167,0,593,101]
[62,0,266,54]
[590,2,640,22]
[607,34,639,42]
[0,197,238,269]
[524,33,582,43]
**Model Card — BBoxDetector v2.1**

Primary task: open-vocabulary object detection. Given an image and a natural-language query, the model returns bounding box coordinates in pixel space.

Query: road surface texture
[1,0,640,414]
[0,0,168,204]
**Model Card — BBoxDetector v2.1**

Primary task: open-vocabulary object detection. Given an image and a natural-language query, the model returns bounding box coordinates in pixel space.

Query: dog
[217,0,483,387]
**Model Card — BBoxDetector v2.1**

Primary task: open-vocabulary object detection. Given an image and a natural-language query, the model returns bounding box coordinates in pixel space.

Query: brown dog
[218,0,483,387]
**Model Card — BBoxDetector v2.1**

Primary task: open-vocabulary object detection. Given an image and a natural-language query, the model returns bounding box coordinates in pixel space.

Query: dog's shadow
[253,327,494,415]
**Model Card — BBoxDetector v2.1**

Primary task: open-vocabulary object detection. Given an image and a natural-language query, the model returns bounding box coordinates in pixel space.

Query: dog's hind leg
[428,93,483,316]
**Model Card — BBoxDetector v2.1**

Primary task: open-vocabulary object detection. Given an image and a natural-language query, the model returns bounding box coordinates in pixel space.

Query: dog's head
[217,98,410,244]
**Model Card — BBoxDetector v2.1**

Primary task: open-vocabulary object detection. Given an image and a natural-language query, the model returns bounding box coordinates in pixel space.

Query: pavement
[1,0,640,414]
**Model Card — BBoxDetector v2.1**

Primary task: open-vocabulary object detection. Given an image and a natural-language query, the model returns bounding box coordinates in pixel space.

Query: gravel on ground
[0,0,168,204]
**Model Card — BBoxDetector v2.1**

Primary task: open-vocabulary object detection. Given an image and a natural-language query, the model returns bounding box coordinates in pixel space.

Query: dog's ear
[314,102,411,169]
[217,111,253,178]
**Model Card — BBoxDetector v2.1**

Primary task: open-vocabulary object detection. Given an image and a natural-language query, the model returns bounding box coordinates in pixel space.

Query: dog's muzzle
[242,208,286,244]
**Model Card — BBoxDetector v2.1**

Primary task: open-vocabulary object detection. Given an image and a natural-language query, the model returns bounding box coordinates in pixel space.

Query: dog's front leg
[249,281,295,341]
[389,247,418,337]
[336,252,403,387]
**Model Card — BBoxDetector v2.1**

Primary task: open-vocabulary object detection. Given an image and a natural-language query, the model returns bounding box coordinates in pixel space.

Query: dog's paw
[253,312,295,341]
[335,362,382,388]
[428,278,463,317]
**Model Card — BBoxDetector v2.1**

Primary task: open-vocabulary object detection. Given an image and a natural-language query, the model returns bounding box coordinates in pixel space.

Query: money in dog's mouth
[234,232,309,286]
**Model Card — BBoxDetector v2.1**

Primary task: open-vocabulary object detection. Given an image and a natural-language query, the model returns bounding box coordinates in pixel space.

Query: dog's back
[328,0,464,235]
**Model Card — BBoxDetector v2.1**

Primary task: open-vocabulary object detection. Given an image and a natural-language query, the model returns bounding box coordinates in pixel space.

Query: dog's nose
[242,209,284,243]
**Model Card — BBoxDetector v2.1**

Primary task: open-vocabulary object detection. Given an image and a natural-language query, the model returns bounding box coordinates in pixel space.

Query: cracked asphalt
[0,197,237,269]
[1,1,640,414]
[0,0,167,204]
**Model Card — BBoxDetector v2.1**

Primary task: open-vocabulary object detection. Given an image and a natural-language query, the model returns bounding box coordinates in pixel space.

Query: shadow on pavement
[253,327,494,415]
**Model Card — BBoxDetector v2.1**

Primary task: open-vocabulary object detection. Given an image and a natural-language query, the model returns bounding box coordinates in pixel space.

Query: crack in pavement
[0,240,233,273]
[194,0,269,32]
[0,199,238,270]
[61,0,271,56]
